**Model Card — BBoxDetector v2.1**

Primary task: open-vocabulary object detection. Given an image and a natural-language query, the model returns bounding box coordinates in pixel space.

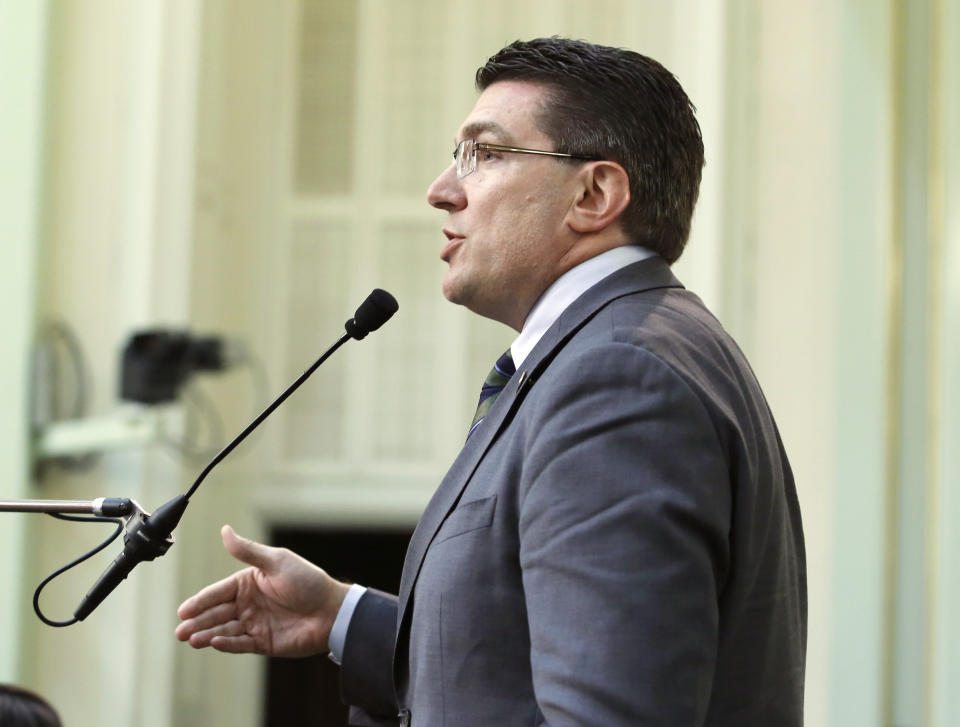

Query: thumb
[221,524,276,570]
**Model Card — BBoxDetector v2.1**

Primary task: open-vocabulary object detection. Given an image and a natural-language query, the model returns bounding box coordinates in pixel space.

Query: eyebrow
[456,120,514,145]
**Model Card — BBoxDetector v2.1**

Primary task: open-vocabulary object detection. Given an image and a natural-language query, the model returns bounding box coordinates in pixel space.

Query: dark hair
[0,684,63,727]
[476,38,704,263]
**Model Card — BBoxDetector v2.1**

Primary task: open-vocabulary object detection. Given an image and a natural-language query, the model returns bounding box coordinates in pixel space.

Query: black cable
[178,343,271,462]
[187,384,225,456]
[34,320,97,472]
[161,382,226,460]
[226,344,272,459]
[48,321,90,419]
[239,345,271,417]
[184,332,351,500]
[33,513,125,628]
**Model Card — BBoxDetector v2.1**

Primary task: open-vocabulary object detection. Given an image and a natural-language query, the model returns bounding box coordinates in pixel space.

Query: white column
[930,0,960,723]
[20,1,202,725]
[111,3,202,725]
[0,0,48,683]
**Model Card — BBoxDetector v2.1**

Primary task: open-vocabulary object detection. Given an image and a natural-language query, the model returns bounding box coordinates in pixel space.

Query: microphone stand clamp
[73,495,189,621]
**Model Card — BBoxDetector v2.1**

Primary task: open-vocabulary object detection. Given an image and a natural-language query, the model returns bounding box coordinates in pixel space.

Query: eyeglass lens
[456,139,475,178]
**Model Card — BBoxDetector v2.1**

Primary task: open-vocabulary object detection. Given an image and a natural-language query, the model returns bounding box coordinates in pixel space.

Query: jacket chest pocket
[433,494,498,545]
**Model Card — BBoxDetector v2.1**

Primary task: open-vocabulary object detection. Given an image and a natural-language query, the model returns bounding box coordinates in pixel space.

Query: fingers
[176,602,255,652]
[209,634,259,654]
[221,524,276,571]
[177,571,241,620]
[175,601,236,642]
[178,525,267,620]
[182,619,258,654]
[187,619,247,648]
[176,525,279,655]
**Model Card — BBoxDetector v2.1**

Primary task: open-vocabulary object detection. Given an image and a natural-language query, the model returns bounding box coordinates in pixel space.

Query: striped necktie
[468,349,516,439]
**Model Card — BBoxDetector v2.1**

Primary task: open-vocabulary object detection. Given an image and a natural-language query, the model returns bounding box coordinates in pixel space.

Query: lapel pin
[516,370,529,390]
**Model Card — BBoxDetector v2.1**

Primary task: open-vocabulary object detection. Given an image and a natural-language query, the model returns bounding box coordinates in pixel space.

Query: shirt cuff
[327,583,367,665]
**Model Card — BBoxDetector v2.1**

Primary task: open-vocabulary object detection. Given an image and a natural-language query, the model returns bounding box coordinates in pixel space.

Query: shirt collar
[510,245,657,368]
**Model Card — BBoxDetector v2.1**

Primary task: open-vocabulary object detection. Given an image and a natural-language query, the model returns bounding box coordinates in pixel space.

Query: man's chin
[441,275,468,306]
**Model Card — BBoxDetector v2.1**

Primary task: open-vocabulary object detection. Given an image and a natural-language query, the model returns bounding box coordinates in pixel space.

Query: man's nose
[426,163,466,212]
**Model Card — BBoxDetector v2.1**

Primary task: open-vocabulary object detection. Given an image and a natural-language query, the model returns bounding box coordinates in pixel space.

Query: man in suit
[176,38,807,726]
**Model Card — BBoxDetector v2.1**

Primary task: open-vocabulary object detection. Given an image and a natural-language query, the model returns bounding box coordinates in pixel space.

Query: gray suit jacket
[340,257,807,726]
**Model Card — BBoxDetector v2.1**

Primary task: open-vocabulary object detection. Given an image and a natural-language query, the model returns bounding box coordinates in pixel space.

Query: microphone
[345,289,398,339]
[67,289,398,623]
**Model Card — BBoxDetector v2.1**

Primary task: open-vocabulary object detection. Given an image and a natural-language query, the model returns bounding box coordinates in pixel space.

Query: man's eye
[479,149,498,161]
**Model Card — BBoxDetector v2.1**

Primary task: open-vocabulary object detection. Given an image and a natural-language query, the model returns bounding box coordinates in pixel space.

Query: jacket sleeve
[340,588,401,726]
[518,342,731,725]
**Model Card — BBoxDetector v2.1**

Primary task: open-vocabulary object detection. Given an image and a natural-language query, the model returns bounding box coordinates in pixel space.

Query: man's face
[426,80,582,330]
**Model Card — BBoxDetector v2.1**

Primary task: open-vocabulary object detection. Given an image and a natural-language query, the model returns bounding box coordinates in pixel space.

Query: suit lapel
[395,342,528,607]
[394,256,683,651]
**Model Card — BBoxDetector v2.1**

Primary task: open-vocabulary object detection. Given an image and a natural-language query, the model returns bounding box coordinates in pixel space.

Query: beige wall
[2,1,957,725]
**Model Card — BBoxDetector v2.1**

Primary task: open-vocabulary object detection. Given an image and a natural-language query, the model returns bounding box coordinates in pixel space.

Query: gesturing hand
[175,525,350,657]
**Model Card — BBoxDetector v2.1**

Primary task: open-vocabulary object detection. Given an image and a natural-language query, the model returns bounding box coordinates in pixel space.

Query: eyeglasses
[453,138,599,179]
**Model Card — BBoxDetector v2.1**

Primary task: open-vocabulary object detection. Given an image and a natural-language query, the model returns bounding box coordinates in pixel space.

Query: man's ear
[567,161,631,234]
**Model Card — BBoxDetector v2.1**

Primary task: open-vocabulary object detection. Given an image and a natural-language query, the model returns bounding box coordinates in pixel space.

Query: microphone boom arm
[0,498,136,517]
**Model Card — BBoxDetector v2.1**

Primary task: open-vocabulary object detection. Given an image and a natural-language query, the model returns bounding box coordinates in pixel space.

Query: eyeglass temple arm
[475,142,590,159]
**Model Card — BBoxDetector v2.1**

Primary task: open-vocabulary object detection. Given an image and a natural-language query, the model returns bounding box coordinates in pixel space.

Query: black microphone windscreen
[346,289,398,339]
